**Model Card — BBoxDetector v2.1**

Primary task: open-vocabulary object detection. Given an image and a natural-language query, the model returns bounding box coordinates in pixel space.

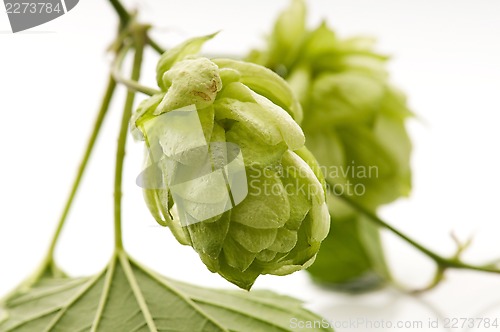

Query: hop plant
[248,0,412,288]
[131,35,330,290]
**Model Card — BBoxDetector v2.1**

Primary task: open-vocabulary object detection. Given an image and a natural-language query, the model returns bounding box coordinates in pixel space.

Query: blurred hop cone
[131,34,331,290]
[248,0,413,290]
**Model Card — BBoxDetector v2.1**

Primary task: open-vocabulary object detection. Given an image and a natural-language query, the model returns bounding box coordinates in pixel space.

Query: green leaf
[0,252,332,332]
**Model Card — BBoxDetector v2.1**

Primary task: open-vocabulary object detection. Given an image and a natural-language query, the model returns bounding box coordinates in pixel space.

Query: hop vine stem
[113,26,147,250]
[107,0,165,54]
[107,0,130,27]
[328,181,500,280]
[112,44,161,96]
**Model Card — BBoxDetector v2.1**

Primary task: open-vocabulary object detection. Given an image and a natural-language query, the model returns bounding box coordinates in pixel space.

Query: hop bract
[131,35,330,290]
[248,1,412,207]
[248,0,412,287]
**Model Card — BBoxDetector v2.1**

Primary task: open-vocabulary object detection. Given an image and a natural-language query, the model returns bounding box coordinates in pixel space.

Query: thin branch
[112,44,161,96]
[107,0,166,55]
[107,0,130,27]
[327,181,500,275]
[147,36,165,54]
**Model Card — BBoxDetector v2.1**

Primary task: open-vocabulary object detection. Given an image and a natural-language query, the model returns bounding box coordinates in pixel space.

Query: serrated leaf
[0,252,333,332]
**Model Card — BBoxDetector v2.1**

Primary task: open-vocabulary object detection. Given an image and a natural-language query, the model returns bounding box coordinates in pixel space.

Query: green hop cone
[131,34,330,290]
[248,0,412,290]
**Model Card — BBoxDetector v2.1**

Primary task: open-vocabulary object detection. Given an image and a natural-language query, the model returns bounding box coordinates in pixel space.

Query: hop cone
[248,0,412,289]
[131,35,330,290]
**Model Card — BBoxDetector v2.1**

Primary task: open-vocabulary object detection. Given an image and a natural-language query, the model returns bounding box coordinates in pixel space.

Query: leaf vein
[118,252,158,332]
[90,254,118,332]
[128,256,229,332]
[41,270,106,332]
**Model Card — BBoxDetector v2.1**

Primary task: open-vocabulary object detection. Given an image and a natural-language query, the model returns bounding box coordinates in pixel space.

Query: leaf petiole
[113,25,148,250]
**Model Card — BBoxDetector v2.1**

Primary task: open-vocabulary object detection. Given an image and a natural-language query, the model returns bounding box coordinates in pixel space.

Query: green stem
[112,45,161,96]
[114,26,147,251]
[107,0,130,26]
[147,37,165,54]
[107,0,166,55]
[328,182,500,275]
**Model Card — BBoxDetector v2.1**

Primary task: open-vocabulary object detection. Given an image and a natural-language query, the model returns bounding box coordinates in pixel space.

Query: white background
[1,0,500,331]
